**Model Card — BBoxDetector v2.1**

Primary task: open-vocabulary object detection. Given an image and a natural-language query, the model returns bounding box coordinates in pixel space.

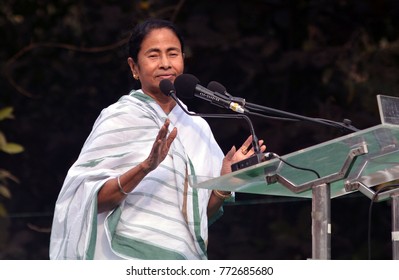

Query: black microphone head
[207,81,226,94]
[174,74,200,99]
[159,79,175,96]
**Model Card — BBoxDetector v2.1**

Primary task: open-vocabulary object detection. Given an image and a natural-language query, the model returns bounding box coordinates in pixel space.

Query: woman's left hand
[220,135,266,175]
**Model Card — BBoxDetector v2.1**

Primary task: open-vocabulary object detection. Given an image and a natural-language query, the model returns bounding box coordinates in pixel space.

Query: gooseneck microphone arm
[245,101,359,132]
[175,95,261,154]
[207,81,360,133]
[159,78,261,155]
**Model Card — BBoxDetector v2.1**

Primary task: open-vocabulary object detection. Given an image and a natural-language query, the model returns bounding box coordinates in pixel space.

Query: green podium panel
[191,124,399,200]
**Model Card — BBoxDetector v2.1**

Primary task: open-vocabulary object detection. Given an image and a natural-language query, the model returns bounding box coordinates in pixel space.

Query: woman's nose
[160,54,171,68]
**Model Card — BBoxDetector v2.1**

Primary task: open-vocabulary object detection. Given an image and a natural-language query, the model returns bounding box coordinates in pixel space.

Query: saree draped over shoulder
[49,90,224,260]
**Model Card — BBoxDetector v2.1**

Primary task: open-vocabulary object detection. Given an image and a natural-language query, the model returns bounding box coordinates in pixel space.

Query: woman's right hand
[98,119,177,213]
[142,119,178,172]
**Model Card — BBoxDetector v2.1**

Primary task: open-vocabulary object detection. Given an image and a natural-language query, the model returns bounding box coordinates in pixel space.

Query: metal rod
[392,193,399,259]
[312,183,331,259]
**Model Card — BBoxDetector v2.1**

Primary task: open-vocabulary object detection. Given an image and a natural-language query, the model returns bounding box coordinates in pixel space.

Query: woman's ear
[127,57,139,80]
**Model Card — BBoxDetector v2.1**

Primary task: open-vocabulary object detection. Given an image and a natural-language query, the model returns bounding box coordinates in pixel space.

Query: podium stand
[191,121,399,259]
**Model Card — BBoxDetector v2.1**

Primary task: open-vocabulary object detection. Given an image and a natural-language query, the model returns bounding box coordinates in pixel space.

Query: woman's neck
[145,91,176,114]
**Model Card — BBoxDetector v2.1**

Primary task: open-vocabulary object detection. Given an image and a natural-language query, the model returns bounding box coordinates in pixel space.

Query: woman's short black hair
[128,18,185,63]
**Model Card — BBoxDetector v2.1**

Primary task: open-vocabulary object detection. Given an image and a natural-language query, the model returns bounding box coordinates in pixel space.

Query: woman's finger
[240,135,253,155]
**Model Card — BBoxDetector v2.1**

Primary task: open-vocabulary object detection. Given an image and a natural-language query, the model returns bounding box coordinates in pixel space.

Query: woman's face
[128,28,184,98]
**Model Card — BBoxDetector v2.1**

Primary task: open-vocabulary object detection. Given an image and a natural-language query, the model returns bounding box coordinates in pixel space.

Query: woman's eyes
[147,52,179,59]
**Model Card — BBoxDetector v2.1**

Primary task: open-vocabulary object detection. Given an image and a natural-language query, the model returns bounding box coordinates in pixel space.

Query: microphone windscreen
[207,81,226,94]
[174,74,200,99]
[159,79,175,96]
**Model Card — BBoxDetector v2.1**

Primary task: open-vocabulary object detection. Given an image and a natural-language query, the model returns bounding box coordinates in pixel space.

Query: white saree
[49,90,225,260]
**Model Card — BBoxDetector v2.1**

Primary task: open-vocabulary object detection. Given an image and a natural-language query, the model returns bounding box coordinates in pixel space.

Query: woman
[49,18,265,259]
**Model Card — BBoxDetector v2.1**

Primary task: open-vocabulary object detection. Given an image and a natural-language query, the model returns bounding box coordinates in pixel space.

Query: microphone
[159,78,176,97]
[207,81,246,106]
[174,74,248,114]
[207,81,232,98]
[159,78,265,171]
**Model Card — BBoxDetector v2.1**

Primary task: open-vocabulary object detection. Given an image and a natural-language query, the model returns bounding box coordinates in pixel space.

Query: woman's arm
[97,119,177,213]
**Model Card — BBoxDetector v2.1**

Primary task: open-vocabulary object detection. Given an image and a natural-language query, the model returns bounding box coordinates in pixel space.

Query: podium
[191,95,399,260]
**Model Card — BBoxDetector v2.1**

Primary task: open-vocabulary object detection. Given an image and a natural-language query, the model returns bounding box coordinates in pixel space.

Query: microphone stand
[170,93,265,171]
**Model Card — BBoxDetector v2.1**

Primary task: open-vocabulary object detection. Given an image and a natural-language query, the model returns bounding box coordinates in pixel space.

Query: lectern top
[191,123,399,199]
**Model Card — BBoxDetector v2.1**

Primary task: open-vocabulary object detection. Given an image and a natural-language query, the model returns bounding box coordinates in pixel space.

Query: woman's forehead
[140,28,182,52]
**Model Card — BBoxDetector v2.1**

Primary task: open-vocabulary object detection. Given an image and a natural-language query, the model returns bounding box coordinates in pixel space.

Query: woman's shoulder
[103,90,149,112]
[118,89,148,105]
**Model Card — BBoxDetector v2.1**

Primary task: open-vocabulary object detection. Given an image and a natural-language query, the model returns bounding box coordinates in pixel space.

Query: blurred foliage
[1,0,399,259]
[0,107,24,154]
[0,106,23,255]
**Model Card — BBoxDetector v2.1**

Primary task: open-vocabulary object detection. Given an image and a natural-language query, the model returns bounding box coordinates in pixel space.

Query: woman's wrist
[117,176,129,195]
[139,161,152,175]
[213,190,232,200]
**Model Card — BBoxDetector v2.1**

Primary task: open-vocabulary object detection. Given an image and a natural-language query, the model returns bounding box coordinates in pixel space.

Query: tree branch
[3,37,130,98]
